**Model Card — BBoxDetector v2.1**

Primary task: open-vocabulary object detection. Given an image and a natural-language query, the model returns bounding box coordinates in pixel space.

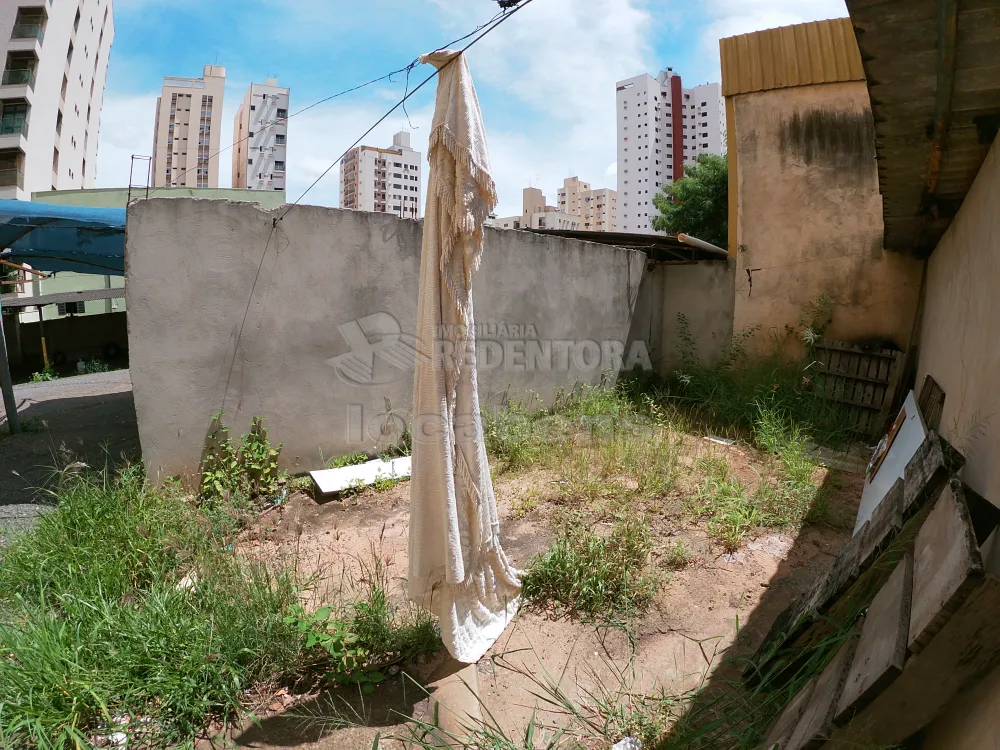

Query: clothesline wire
[279,0,536,220]
[144,6,512,199]
[217,0,535,415]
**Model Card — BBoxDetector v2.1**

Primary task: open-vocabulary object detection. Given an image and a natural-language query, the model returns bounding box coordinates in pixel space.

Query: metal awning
[0,200,126,275]
[0,287,125,309]
[526,228,730,262]
[847,0,1000,256]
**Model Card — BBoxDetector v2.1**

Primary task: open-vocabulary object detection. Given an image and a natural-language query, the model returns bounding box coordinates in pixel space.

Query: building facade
[232,78,288,192]
[485,186,581,231]
[556,176,617,231]
[339,131,421,218]
[615,68,725,234]
[151,65,225,188]
[0,0,114,199]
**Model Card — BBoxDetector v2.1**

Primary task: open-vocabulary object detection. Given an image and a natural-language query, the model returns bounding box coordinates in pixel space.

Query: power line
[279,0,535,219]
[217,0,535,414]
[146,5,514,198]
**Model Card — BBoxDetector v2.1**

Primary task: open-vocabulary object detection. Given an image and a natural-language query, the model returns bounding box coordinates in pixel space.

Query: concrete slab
[309,456,411,496]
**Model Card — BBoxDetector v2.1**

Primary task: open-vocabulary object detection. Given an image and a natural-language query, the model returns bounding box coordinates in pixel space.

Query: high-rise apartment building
[0,0,114,199]
[615,68,725,234]
[151,65,225,188]
[339,131,421,219]
[556,176,617,232]
[232,78,288,192]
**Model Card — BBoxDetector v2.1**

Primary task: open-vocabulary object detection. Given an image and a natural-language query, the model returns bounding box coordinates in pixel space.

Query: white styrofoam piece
[854,390,926,534]
[310,456,412,496]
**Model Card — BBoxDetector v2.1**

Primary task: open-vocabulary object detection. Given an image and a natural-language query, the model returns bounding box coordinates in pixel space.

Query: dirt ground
[223,441,864,750]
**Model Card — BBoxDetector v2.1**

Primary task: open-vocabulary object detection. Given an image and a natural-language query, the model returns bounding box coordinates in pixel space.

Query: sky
[97,0,848,218]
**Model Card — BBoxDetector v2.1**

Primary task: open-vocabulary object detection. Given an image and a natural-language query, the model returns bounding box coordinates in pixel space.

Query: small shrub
[84,358,110,374]
[29,365,58,383]
[522,515,659,620]
[199,414,283,511]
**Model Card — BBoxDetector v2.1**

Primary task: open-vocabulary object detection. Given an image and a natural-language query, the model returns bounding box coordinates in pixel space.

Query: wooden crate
[811,340,905,438]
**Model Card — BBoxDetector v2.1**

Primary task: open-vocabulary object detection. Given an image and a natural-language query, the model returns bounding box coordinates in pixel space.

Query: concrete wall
[125,199,647,480]
[916,138,1000,750]
[731,82,924,355]
[626,259,736,375]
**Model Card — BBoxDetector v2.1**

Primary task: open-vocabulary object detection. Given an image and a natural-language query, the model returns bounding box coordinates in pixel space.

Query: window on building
[274,161,285,171]
[250,105,255,111]
[57,301,85,316]
[275,134,285,144]
[276,108,287,119]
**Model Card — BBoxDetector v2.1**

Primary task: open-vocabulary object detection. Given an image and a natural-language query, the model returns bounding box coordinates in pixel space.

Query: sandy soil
[218,441,863,750]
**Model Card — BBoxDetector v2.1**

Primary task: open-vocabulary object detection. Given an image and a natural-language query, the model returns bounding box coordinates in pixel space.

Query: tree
[651,153,728,249]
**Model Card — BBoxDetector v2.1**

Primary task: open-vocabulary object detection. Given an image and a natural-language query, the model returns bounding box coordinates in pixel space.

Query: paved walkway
[0,370,140,545]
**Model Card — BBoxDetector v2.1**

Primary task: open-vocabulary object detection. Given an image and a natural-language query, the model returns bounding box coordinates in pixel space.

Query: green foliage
[284,554,438,695]
[199,415,283,508]
[83,358,110,374]
[664,538,692,569]
[522,515,658,620]
[327,451,370,469]
[29,365,58,383]
[688,403,822,552]
[667,312,855,448]
[651,153,728,248]
[0,466,303,748]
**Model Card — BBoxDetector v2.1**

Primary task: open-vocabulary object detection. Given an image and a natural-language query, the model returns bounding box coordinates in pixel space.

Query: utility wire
[147,5,513,198]
[217,0,535,414]
[280,0,535,220]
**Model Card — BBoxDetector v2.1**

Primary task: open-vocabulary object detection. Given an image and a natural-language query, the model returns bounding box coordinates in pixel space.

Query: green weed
[522,515,659,621]
[0,466,302,748]
[29,365,58,383]
[199,414,283,518]
[664,539,692,569]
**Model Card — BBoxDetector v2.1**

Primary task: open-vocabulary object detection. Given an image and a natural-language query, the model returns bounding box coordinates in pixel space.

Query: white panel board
[310,456,412,496]
[855,391,926,534]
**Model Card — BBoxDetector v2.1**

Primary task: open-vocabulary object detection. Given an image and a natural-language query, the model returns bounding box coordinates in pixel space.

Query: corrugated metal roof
[720,18,865,97]
[1,287,125,309]
[525,228,729,262]
[846,0,1000,256]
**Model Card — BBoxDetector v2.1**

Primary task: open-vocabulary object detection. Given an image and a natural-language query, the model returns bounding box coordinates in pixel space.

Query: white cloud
[430,0,656,217]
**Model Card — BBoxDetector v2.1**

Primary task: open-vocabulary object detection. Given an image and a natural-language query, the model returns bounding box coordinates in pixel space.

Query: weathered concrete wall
[125,198,647,480]
[916,137,1000,750]
[916,135,1000,510]
[731,82,924,355]
[626,260,736,375]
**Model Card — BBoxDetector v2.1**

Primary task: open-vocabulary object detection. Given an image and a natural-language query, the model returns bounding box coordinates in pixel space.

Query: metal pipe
[677,233,729,258]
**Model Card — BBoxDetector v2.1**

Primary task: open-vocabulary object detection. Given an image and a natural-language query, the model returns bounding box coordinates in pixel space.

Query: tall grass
[0,466,303,748]
[521,515,659,621]
[687,401,825,552]
[0,467,441,748]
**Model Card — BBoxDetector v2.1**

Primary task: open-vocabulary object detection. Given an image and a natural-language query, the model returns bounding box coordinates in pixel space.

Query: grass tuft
[521,515,658,621]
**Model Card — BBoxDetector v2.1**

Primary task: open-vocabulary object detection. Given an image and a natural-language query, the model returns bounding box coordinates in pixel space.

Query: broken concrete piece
[309,456,411,496]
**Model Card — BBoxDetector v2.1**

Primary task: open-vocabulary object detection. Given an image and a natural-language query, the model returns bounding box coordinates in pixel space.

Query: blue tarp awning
[0,200,125,276]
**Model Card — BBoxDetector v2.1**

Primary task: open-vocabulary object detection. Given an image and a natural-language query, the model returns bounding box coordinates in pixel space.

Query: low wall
[2,311,128,373]
[126,198,648,480]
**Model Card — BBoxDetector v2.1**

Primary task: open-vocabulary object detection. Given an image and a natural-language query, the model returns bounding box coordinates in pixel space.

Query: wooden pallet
[811,340,905,438]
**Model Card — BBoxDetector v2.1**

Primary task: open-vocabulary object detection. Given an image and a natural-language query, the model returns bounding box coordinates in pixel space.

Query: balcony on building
[0,147,26,193]
[11,7,46,43]
[0,99,29,153]
[1,51,38,96]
